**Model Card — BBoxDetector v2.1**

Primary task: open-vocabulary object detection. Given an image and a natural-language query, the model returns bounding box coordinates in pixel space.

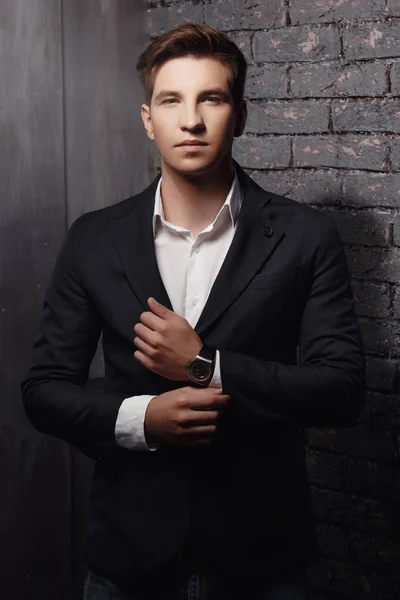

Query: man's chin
[164,155,227,177]
[177,163,212,176]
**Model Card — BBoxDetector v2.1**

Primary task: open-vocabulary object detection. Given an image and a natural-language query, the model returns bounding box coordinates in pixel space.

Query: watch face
[189,359,211,381]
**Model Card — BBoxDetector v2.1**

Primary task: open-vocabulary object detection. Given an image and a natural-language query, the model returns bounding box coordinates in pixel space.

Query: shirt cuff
[209,349,222,388]
[115,395,159,451]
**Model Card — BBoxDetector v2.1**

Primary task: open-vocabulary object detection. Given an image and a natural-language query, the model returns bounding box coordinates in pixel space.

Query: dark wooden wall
[0,1,151,598]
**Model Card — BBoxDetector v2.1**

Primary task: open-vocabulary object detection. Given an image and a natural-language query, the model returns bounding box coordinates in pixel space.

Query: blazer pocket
[251,263,305,291]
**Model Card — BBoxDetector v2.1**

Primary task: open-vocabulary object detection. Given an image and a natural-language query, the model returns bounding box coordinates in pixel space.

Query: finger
[207,394,231,411]
[133,336,157,358]
[134,350,154,370]
[133,323,159,346]
[183,386,224,396]
[213,394,231,405]
[139,311,164,331]
[184,411,220,426]
[180,388,230,412]
[148,297,172,320]
[194,392,231,407]
[187,398,230,416]
[180,425,217,438]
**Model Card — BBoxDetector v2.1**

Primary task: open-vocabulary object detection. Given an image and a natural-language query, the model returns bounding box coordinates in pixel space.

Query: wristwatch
[186,345,216,387]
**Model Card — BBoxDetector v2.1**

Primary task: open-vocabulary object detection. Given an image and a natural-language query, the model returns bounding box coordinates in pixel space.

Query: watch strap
[198,345,216,364]
[187,345,216,387]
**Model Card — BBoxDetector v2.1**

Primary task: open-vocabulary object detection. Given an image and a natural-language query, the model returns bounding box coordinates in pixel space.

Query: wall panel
[0,0,149,597]
[62,0,152,226]
[0,1,72,598]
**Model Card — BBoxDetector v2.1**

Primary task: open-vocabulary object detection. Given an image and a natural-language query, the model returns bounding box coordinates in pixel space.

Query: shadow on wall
[246,167,400,591]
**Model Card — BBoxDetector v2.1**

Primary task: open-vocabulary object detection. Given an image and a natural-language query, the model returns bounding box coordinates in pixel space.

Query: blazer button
[262,226,273,237]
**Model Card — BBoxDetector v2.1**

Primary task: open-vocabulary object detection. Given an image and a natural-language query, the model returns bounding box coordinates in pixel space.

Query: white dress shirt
[115,168,243,451]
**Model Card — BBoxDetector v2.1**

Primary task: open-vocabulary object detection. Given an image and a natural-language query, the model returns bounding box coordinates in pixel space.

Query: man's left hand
[133,297,202,381]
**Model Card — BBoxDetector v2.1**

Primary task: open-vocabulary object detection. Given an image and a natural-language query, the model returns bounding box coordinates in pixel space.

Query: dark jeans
[83,565,310,600]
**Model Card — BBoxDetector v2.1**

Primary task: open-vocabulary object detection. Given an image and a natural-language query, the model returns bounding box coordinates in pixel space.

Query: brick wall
[146,1,400,597]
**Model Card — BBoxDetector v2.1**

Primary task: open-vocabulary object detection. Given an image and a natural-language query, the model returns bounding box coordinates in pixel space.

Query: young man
[22,22,365,600]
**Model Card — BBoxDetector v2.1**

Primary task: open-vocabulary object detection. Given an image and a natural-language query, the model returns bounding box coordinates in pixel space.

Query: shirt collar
[152,167,243,237]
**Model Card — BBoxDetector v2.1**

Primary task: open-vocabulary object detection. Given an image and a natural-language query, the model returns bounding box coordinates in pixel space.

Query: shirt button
[191,298,198,306]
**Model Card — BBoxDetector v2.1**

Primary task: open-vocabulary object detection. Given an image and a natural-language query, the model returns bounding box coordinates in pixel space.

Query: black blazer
[21,160,366,583]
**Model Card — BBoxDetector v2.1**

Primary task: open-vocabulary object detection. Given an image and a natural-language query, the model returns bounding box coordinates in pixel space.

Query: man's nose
[179,104,205,130]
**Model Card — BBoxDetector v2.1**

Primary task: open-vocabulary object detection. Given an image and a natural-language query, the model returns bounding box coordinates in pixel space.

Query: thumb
[148,297,171,319]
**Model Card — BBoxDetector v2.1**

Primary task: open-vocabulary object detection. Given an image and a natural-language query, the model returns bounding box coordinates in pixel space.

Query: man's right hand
[144,387,231,447]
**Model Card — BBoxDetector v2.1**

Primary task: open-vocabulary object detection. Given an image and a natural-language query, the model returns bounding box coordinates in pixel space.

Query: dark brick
[391,138,400,172]
[332,99,400,133]
[307,427,394,461]
[294,135,388,171]
[394,286,400,319]
[232,135,291,169]
[368,497,400,538]
[246,100,330,134]
[316,524,349,561]
[226,31,252,63]
[343,173,400,208]
[348,531,400,570]
[253,26,340,63]
[344,22,400,61]
[306,449,343,490]
[148,4,204,37]
[352,281,391,318]
[308,559,397,599]
[361,392,400,429]
[291,0,385,25]
[391,61,400,96]
[204,0,286,31]
[343,456,400,499]
[333,210,393,247]
[245,65,288,100]
[290,61,387,98]
[249,168,342,205]
[366,358,398,393]
[345,247,400,283]
[308,591,344,600]
[393,215,400,246]
[310,487,369,529]
[359,317,400,357]
[312,486,400,538]
[387,0,400,17]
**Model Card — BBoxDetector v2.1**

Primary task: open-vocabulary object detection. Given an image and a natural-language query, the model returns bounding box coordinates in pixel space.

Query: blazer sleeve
[21,217,124,462]
[219,218,366,428]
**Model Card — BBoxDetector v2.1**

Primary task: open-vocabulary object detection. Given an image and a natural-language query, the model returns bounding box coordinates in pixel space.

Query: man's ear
[234,100,247,138]
[141,104,155,141]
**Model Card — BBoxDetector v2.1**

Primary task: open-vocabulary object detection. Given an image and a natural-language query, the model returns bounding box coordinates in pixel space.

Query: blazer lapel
[195,162,285,337]
[110,161,285,334]
[110,175,173,312]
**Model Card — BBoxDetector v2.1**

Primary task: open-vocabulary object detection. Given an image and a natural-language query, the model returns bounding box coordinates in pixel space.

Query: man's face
[141,56,246,175]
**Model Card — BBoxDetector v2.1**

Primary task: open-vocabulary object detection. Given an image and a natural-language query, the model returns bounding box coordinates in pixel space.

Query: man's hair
[136,22,247,113]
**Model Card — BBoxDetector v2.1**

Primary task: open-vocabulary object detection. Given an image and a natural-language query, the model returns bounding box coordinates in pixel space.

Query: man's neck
[159,156,235,236]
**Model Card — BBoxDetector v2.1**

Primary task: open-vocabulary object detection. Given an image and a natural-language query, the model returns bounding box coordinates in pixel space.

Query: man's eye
[162,97,221,104]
